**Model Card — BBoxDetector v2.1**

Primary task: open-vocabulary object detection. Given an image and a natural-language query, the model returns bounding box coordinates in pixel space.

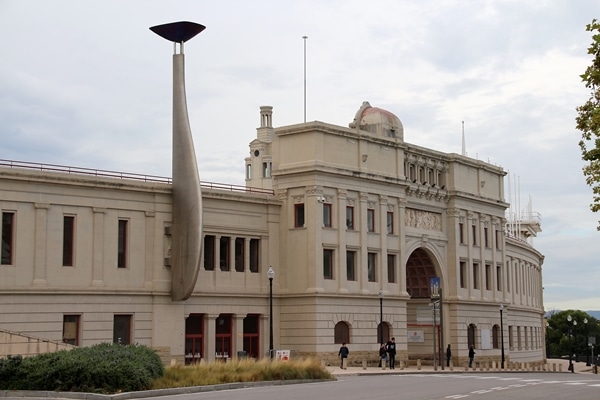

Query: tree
[576,19,600,230]
[546,310,599,360]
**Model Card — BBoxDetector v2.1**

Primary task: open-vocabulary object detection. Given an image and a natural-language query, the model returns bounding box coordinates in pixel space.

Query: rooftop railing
[0,159,274,195]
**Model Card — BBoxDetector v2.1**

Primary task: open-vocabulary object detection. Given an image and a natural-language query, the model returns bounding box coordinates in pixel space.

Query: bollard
[382,359,387,370]
[400,360,405,370]
[450,360,454,371]
[417,359,422,370]
[465,361,469,371]
[362,359,367,370]
[342,357,347,370]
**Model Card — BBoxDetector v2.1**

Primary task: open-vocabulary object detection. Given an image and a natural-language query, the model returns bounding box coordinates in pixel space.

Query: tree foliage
[576,19,600,230]
[546,310,599,360]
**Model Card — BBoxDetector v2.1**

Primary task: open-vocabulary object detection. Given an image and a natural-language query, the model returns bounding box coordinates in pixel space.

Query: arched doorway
[405,248,441,365]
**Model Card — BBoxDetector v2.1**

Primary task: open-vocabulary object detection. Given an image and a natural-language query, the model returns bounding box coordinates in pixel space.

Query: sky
[1,0,599,312]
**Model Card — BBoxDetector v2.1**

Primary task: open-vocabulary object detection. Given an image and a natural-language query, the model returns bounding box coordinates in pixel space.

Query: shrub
[0,343,163,393]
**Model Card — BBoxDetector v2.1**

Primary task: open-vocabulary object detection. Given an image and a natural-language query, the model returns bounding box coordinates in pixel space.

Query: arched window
[492,324,500,349]
[468,324,477,349]
[406,248,437,298]
[377,322,390,344]
[334,321,350,344]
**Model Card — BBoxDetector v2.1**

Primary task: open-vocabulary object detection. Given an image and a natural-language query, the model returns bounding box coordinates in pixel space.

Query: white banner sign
[407,330,425,342]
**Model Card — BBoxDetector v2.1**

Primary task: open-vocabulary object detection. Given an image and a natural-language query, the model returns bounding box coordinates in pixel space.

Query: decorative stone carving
[405,208,442,231]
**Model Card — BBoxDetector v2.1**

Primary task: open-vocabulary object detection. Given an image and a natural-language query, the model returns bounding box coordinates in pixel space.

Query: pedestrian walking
[468,345,476,368]
[386,337,397,369]
[338,342,349,368]
[446,344,452,367]
[378,343,387,367]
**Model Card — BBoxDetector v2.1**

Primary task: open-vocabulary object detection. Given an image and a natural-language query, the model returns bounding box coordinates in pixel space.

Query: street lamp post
[499,304,505,369]
[268,266,274,359]
[584,318,590,366]
[379,290,384,344]
[567,314,576,373]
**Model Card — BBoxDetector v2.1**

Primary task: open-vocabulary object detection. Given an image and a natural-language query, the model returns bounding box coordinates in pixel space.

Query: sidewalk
[327,359,597,377]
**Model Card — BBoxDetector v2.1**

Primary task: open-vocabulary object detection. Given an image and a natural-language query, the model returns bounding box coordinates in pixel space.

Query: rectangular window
[472,225,477,246]
[367,252,377,282]
[113,314,132,345]
[2,212,15,265]
[496,265,502,291]
[458,223,464,244]
[235,237,244,272]
[323,203,332,228]
[204,235,215,270]
[508,325,514,349]
[459,261,467,288]
[219,236,230,271]
[506,261,511,292]
[62,216,75,267]
[472,262,479,289]
[249,239,259,273]
[484,227,489,248]
[386,211,394,234]
[367,209,375,232]
[117,219,128,268]
[495,229,502,249]
[346,250,356,281]
[62,315,80,346]
[387,254,396,283]
[323,249,334,279]
[246,164,252,180]
[515,263,519,294]
[294,204,305,228]
[262,162,270,178]
[346,206,354,230]
[485,264,491,290]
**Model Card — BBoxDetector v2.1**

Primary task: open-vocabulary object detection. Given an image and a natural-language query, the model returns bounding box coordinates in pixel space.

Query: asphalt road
[4,372,600,400]
[128,372,600,400]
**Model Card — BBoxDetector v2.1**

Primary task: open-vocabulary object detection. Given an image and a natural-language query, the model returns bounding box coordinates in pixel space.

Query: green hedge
[0,343,164,393]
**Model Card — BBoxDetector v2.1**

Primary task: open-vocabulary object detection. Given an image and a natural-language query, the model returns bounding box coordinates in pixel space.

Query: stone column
[205,313,219,362]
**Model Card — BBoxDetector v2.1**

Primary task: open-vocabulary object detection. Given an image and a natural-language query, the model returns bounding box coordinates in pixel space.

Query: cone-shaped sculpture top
[150,21,206,43]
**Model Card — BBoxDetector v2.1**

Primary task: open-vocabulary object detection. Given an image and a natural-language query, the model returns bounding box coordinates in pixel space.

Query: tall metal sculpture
[150,21,205,301]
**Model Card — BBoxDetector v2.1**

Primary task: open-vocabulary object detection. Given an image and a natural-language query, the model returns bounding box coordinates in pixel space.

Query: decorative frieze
[405,208,442,231]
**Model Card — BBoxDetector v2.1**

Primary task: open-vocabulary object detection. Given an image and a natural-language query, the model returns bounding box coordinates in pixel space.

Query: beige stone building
[0,102,544,367]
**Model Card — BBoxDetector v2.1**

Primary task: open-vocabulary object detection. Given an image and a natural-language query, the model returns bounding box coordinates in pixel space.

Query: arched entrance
[405,248,442,366]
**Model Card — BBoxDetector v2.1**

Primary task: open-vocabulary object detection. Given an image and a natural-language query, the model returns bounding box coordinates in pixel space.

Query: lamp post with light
[379,290,384,344]
[268,266,274,359]
[499,304,505,369]
[567,314,577,373]
[584,318,590,366]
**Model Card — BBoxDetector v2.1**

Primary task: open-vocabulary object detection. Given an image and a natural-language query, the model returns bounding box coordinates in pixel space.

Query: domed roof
[349,101,404,141]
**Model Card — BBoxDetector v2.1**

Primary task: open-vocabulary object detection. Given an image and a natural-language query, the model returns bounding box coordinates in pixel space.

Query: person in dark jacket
[378,343,387,367]
[446,344,452,367]
[338,343,349,368]
[386,337,397,369]
[468,345,476,368]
